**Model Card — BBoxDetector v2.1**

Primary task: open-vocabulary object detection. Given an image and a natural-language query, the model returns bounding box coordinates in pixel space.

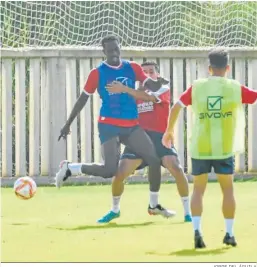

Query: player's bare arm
[162,102,182,148]
[106,81,158,102]
[58,68,98,141]
[58,93,89,141]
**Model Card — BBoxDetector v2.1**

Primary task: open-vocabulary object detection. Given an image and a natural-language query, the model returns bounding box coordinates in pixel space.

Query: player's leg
[214,157,237,246]
[147,163,176,218]
[191,158,211,248]
[122,127,162,209]
[54,124,122,187]
[162,154,191,221]
[97,155,142,223]
[150,129,191,221]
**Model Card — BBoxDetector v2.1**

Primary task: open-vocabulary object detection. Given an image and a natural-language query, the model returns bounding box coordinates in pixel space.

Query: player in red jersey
[98,62,191,223]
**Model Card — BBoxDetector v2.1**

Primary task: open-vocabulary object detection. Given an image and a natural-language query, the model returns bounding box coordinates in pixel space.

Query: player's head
[141,61,160,80]
[101,35,121,66]
[208,48,230,76]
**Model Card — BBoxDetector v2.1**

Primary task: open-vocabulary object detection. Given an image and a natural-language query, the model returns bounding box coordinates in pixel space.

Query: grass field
[1,181,257,262]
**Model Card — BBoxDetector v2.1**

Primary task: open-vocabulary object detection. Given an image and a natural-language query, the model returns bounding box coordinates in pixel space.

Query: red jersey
[179,84,257,107]
[83,61,149,127]
[137,86,170,133]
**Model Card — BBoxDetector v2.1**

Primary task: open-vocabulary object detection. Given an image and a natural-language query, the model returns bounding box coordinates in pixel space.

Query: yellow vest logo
[207,96,223,111]
[199,96,232,119]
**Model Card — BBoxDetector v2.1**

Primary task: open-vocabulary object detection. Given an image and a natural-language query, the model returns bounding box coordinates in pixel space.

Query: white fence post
[92,58,103,163]
[40,59,50,176]
[66,59,78,163]
[80,59,92,163]
[15,59,26,176]
[29,59,40,176]
[2,59,13,177]
[49,58,67,175]
[186,59,197,174]
[173,59,185,168]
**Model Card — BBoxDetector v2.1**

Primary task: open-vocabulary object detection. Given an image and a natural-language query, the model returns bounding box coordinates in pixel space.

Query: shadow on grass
[146,246,231,257]
[49,221,155,231]
[10,223,29,226]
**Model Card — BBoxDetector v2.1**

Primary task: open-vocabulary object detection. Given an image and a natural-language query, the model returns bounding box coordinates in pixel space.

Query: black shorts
[191,157,234,175]
[120,130,178,170]
[98,123,139,144]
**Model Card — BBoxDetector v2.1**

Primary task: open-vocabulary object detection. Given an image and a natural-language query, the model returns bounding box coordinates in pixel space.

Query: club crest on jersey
[138,101,154,113]
[116,77,131,86]
[108,76,133,95]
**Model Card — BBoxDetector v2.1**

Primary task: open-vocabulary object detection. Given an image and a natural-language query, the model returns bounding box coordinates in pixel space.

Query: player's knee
[102,171,116,179]
[100,158,120,178]
[172,161,183,174]
[164,156,183,173]
[101,164,117,178]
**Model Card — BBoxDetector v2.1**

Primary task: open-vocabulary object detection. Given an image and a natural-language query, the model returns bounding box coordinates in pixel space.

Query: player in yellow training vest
[162,48,257,249]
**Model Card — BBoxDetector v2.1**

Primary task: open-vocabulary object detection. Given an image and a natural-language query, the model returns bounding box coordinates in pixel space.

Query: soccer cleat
[148,204,176,218]
[184,214,192,222]
[223,233,237,247]
[194,230,206,249]
[97,210,120,223]
[54,160,71,188]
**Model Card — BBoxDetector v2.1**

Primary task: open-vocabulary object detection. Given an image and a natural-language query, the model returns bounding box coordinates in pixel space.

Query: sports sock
[112,196,121,213]
[181,196,191,216]
[149,191,159,208]
[225,218,234,237]
[192,216,201,233]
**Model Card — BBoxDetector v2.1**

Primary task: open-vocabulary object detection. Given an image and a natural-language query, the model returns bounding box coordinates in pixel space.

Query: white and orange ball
[14,177,37,200]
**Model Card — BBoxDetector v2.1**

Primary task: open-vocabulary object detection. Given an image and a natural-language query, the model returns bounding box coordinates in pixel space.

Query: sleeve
[147,87,170,104]
[241,85,257,104]
[130,61,149,85]
[178,86,192,107]
[83,68,99,95]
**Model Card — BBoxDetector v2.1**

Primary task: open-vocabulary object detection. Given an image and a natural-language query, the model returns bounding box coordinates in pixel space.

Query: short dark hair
[101,35,120,48]
[141,61,159,72]
[208,48,229,69]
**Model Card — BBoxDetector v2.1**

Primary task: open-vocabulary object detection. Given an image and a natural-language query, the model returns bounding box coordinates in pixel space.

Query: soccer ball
[14,177,37,200]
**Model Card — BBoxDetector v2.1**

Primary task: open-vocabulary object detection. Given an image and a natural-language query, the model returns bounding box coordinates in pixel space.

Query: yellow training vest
[190,77,245,159]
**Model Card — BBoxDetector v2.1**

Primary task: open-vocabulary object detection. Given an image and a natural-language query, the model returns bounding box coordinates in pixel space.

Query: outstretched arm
[162,86,192,148]
[162,102,183,148]
[67,93,89,126]
[58,69,98,140]
[58,93,89,141]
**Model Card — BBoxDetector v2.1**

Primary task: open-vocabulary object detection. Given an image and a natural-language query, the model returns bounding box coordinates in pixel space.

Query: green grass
[1,182,257,262]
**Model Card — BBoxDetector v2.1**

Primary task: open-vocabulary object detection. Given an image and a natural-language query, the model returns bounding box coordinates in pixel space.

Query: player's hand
[162,131,174,148]
[106,81,127,93]
[58,124,71,141]
[157,77,169,85]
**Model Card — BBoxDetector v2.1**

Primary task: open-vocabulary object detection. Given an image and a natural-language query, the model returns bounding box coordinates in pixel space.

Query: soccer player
[98,61,191,223]
[162,48,257,248]
[55,35,169,208]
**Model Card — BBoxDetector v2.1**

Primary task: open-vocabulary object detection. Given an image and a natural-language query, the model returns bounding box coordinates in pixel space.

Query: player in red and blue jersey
[55,36,169,212]
[97,62,191,223]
